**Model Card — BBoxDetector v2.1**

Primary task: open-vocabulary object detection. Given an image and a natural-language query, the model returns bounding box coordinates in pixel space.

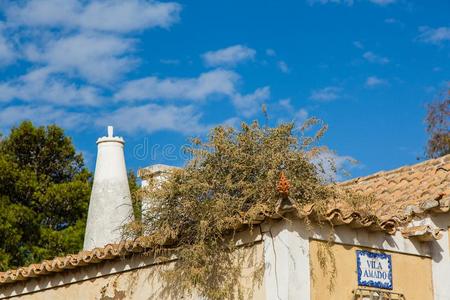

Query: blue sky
[0,0,448,180]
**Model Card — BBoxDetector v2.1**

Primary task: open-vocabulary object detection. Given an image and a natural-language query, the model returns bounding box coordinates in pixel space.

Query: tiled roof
[0,155,448,285]
[0,240,150,284]
[339,154,450,221]
[0,205,399,286]
[401,225,443,242]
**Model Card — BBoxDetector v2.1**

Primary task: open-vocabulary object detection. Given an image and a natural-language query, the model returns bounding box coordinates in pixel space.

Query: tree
[0,121,91,271]
[128,170,141,221]
[425,90,450,158]
[128,119,365,300]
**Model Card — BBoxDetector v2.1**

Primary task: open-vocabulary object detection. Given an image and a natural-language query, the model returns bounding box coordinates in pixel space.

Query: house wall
[1,215,447,300]
[262,218,433,300]
[423,214,450,300]
[0,237,265,300]
[309,239,434,300]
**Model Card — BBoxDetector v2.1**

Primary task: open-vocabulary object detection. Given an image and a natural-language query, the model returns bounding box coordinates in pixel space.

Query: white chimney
[137,164,179,212]
[83,126,134,250]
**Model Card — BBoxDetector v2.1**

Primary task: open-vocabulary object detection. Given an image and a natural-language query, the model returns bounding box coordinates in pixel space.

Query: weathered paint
[2,216,446,300]
[84,126,134,250]
[262,218,433,300]
[1,233,265,300]
[427,214,450,300]
[262,220,310,300]
[309,239,434,300]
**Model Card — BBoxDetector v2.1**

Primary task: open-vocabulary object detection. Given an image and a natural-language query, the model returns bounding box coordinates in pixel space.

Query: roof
[137,164,180,178]
[401,225,443,242]
[340,154,450,220]
[0,240,149,284]
[0,209,399,286]
[1,155,449,285]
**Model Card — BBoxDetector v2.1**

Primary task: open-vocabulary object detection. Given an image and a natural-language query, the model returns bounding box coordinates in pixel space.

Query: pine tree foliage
[0,121,91,271]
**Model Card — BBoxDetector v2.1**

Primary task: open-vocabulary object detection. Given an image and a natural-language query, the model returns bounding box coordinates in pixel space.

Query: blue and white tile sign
[356,250,392,290]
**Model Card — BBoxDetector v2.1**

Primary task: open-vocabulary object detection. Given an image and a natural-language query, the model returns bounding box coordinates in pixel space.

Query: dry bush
[124,119,364,299]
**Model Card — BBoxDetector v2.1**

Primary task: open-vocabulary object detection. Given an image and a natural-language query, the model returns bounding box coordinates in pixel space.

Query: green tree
[425,90,450,158]
[128,170,141,221]
[0,121,91,271]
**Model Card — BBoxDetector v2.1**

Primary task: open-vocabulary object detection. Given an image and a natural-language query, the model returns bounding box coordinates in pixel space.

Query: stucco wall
[309,239,434,300]
[426,214,450,300]
[262,217,432,300]
[0,241,265,300]
[2,215,447,300]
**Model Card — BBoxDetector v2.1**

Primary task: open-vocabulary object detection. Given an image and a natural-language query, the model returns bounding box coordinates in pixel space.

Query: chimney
[137,164,179,212]
[83,126,134,250]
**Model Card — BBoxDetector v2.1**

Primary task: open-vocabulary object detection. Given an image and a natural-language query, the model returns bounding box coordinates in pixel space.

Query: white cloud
[384,18,403,26]
[307,0,354,5]
[353,41,364,49]
[222,117,241,129]
[0,29,16,66]
[0,68,102,106]
[6,0,80,28]
[6,0,181,33]
[309,86,342,101]
[276,98,309,125]
[202,45,256,67]
[365,76,387,87]
[0,105,89,130]
[115,69,239,102]
[277,61,290,73]
[295,108,309,123]
[115,69,270,118]
[27,33,135,84]
[266,49,276,57]
[311,151,358,182]
[232,87,270,118]
[160,59,180,65]
[0,0,182,88]
[278,98,292,110]
[79,0,181,32]
[362,51,390,64]
[384,18,396,24]
[369,0,396,5]
[0,0,183,110]
[0,0,246,139]
[308,0,396,5]
[97,104,205,134]
[0,1,276,137]
[417,26,450,45]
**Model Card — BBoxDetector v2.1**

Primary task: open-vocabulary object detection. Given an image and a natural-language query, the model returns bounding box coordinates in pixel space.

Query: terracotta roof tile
[0,204,401,286]
[0,240,152,284]
[339,154,450,220]
[401,225,443,242]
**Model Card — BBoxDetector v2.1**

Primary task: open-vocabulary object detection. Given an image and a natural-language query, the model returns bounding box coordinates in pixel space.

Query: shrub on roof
[125,118,366,299]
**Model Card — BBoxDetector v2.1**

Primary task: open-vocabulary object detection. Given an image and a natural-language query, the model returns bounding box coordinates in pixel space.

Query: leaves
[0,121,91,271]
[426,92,450,158]
[128,119,343,300]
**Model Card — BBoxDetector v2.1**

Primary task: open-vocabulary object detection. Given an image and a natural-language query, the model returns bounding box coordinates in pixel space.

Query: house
[0,128,448,300]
